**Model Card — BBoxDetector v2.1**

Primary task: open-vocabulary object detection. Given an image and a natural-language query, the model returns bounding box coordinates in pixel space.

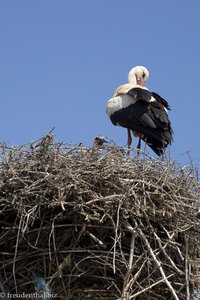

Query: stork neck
[128,75,137,85]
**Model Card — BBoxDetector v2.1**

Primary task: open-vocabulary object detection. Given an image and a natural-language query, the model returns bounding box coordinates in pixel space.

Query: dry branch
[0,137,199,299]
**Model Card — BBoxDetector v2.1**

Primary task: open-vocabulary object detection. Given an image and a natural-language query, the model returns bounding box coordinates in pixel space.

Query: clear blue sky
[0,1,200,167]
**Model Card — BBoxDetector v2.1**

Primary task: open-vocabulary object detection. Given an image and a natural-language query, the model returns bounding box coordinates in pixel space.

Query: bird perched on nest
[106,66,173,156]
[93,136,108,147]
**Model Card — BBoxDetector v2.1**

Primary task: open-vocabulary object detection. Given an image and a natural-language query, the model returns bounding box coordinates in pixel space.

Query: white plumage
[106,66,173,156]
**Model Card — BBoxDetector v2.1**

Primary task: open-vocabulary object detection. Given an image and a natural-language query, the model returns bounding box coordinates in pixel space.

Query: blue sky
[0,1,200,168]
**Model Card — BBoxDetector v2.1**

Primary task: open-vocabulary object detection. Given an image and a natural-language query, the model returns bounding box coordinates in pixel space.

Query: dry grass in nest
[0,135,199,299]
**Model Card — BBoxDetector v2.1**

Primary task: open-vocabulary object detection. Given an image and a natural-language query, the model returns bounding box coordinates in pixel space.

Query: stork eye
[142,72,145,78]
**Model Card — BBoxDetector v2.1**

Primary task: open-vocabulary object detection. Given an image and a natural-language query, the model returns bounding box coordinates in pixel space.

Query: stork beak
[137,78,145,87]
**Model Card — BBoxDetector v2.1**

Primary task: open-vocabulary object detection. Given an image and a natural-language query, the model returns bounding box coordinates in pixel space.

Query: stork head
[128,66,149,86]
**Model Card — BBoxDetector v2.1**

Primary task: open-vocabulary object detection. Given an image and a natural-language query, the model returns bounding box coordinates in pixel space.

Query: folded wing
[109,87,173,155]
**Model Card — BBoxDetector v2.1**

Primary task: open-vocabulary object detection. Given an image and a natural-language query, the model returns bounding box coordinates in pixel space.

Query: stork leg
[136,134,142,156]
[127,128,132,155]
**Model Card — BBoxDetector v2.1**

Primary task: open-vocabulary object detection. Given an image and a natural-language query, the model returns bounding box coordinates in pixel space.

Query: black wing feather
[151,92,171,110]
[110,87,173,155]
[127,87,152,101]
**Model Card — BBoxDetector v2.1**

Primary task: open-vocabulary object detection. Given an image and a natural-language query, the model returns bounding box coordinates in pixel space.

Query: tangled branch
[0,137,199,299]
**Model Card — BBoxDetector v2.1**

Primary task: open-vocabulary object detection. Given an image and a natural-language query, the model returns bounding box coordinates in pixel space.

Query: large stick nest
[0,135,199,300]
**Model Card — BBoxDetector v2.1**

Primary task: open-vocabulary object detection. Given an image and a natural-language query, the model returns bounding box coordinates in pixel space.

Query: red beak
[137,78,145,87]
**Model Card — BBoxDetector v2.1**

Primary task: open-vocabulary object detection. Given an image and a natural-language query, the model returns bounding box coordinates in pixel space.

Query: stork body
[106,66,173,156]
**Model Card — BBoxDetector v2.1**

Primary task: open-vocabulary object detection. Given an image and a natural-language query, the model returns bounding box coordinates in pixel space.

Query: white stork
[106,66,173,156]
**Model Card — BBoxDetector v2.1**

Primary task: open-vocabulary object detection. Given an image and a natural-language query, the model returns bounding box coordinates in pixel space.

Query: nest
[0,135,199,300]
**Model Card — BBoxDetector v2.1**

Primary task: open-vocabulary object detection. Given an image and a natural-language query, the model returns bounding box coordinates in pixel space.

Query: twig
[152,229,183,275]
[138,228,180,300]
[129,274,174,299]
[113,199,122,274]
[126,258,147,294]
[185,236,190,300]
[87,231,106,248]
[13,214,23,293]
[126,224,137,270]
[121,224,137,299]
